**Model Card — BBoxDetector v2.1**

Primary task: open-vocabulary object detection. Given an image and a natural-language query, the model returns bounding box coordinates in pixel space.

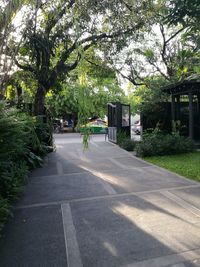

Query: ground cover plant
[144,152,200,182]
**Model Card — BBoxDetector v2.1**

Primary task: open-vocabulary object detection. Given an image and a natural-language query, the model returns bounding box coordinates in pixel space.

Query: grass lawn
[144,152,200,182]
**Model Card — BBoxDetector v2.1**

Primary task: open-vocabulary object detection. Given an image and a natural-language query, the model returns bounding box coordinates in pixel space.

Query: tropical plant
[0,101,52,234]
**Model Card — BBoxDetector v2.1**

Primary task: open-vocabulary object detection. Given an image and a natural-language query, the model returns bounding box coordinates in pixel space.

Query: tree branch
[14,59,36,73]
[45,0,75,36]
[84,58,101,68]
[160,23,166,64]
[159,23,184,78]
[148,59,170,80]
[165,27,185,44]
[120,0,133,11]
[55,26,140,74]
[82,56,146,86]
[115,68,146,86]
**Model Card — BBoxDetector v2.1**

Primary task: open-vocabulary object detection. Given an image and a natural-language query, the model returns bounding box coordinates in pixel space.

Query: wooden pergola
[162,75,200,140]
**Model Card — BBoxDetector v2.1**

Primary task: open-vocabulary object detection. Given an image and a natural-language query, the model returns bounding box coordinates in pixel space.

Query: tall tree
[14,0,154,115]
[107,0,200,87]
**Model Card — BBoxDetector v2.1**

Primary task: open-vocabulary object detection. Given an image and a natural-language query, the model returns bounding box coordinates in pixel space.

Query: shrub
[116,130,135,151]
[120,139,135,151]
[0,197,10,234]
[135,131,194,157]
[117,130,127,146]
[0,101,53,234]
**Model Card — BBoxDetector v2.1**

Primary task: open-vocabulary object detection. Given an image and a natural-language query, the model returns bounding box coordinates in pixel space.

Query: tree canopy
[46,47,127,125]
[12,0,154,114]
[1,0,200,122]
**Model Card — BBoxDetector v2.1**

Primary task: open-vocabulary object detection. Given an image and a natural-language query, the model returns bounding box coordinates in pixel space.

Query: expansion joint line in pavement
[161,191,200,218]
[61,203,83,267]
[14,184,200,210]
[119,248,200,267]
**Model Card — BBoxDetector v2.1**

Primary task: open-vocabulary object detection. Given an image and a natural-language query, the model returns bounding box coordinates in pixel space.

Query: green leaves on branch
[165,0,200,26]
[144,49,154,60]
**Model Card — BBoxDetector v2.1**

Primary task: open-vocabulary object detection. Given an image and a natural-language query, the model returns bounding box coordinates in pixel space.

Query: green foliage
[109,0,200,92]
[166,0,200,26]
[81,127,91,150]
[128,77,169,115]
[7,70,38,103]
[171,120,182,135]
[145,152,200,182]
[46,48,127,121]
[46,84,79,119]
[10,0,153,115]
[117,130,135,151]
[136,130,194,157]
[34,116,54,152]
[120,139,135,152]
[0,196,10,234]
[46,48,127,149]
[0,101,53,234]
[144,49,154,60]
[117,130,127,146]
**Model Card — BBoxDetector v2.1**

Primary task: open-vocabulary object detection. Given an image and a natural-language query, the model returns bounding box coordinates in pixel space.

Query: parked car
[132,120,141,135]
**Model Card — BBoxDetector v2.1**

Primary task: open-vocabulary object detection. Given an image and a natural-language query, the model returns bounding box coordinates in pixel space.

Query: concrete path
[0,133,200,267]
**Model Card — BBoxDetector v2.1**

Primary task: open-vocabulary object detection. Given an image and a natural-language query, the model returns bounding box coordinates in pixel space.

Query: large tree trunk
[16,84,22,107]
[34,85,46,116]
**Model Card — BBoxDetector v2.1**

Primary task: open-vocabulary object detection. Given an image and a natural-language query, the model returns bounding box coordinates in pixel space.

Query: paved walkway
[0,133,200,267]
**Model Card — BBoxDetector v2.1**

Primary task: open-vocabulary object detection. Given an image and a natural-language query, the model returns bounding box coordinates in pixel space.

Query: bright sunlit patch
[103,241,118,257]
[98,172,129,189]
[111,203,143,224]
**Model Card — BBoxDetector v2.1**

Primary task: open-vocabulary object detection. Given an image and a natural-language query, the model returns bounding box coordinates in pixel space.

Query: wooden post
[197,94,200,141]
[188,92,194,139]
[197,94,200,115]
[171,95,176,121]
[176,95,180,120]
